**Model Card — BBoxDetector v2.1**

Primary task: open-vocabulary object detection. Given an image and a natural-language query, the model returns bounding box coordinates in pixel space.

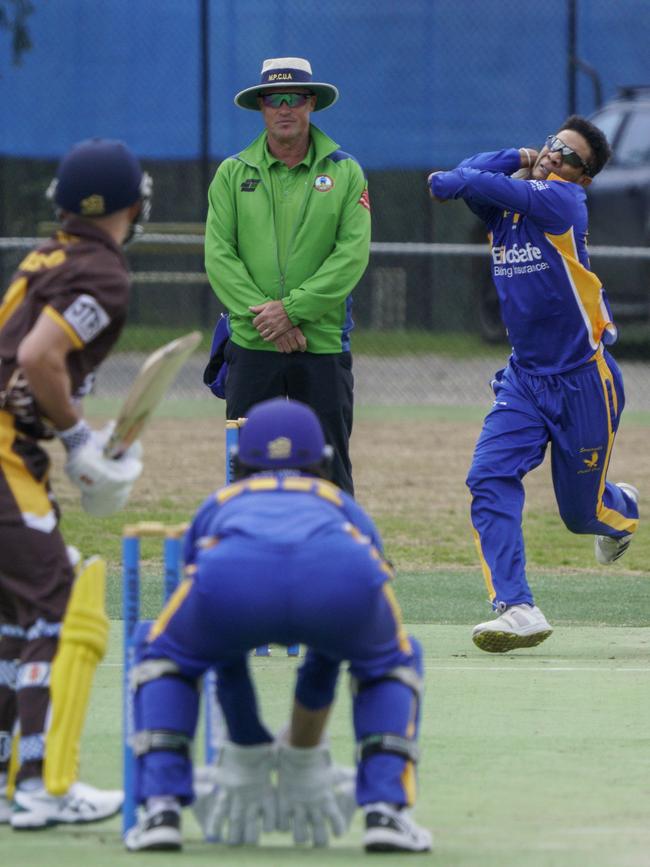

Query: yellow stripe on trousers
[381,582,412,655]
[0,410,54,521]
[472,525,496,601]
[593,352,639,534]
[147,578,194,642]
[380,582,417,805]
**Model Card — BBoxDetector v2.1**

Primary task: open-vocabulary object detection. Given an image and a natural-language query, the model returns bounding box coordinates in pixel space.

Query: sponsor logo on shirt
[491,242,550,278]
[240,179,261,192]
[358,188,370,211]
[63,294,110,343]
[492,242,543,265]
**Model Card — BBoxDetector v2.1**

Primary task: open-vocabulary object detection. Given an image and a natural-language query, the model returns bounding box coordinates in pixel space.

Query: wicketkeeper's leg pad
[44,556,109,795]
[133,653,200,805]
[353,635,424,807]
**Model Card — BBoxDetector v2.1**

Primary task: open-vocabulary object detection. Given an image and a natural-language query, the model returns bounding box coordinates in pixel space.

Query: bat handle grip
[103,439,123,460]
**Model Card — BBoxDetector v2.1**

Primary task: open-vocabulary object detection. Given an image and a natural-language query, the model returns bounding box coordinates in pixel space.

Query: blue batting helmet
[234,398,333,477]
[47,138,152,223]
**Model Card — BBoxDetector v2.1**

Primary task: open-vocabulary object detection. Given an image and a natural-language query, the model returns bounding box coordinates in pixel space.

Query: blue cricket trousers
[136,525,421,808]
[466,349,639,608]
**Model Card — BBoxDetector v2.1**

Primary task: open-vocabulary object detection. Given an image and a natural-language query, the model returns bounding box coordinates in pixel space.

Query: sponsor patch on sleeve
[358,188,371,211]
[62,294,110,343]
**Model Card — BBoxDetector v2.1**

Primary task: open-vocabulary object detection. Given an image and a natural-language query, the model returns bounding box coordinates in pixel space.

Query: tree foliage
[0,0,34,65]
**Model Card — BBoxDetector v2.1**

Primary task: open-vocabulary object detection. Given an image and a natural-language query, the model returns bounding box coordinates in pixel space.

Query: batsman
[125,399,431,854]
[0,138,150,827]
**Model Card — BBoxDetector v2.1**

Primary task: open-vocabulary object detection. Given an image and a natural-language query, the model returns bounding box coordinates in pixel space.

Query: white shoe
[595,483,639,565]
[363,802,432,853]
[125,803,182,851]
[11,779,123,829]
[472,604,553,653]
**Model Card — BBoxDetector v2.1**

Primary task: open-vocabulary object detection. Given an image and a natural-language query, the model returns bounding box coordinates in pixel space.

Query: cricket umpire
[125,398,431,853]
[0,139,149,827]
[204,57,371,495]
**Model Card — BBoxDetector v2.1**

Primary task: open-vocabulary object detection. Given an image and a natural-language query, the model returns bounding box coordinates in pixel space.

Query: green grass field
[2,581,649,867]
[116,326,650,360]
[59,400,650,579]
[115,327,508,358]
[4,402,646,865]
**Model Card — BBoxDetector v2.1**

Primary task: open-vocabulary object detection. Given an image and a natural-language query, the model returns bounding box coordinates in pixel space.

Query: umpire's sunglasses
[545,135,592,175]
[260,92,314,109]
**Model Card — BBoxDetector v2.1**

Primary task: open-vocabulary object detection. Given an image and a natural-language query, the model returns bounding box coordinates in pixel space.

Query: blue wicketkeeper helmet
[47,138,152,240]
[233,398,333,478]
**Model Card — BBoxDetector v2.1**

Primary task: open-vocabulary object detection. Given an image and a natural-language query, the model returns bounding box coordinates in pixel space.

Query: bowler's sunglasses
[260,92,314,109]
[544,135,592,175]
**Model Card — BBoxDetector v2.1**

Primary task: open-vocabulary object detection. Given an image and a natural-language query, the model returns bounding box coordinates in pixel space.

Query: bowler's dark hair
[557,115,612,177]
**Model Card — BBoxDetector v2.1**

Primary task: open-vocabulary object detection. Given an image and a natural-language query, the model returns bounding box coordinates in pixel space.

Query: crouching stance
[125,398,431,853]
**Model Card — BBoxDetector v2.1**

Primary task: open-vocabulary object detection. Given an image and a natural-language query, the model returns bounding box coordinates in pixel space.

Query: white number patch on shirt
[63,294,110,343]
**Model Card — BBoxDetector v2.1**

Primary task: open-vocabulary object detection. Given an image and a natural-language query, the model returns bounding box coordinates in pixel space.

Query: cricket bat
[104,330,202,459]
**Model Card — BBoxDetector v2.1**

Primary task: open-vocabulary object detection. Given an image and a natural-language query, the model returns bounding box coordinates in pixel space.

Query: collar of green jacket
[236,123,340,168]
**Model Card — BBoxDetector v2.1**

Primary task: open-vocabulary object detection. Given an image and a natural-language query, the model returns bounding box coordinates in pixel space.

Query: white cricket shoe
[595,483,639,565]
[11,779,123,829]
[363,802,432,853]
[125,802,182,851]
[472,604,553,653]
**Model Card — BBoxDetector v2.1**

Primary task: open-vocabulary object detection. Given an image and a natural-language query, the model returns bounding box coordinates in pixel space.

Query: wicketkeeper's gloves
[276,731,357,848]
[192,741,277,845]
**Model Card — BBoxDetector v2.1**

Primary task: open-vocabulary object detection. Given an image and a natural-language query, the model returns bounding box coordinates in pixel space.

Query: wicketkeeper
[125,398,431,853]
[0,138,151,828]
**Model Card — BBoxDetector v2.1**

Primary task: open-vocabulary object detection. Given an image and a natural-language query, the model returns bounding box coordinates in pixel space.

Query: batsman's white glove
[93,419,144,462]
[193,741,277,845]
[277,735,357,847]
[59,419,143,517]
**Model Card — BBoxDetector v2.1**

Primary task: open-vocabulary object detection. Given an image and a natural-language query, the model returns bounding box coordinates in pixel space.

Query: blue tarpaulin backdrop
[0,0,648,168]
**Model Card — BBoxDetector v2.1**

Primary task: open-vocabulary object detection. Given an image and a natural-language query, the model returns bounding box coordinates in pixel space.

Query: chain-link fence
[0,0,648,410]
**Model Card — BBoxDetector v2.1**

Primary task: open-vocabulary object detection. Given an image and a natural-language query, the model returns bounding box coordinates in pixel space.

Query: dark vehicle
[476,86,650,342]
[586,86,650,325]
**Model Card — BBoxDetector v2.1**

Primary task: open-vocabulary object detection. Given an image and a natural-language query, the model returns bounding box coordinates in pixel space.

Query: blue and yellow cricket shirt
[430,149,617,374]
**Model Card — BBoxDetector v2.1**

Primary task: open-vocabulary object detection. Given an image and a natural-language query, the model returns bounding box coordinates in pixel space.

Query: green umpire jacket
[204,124,371,353]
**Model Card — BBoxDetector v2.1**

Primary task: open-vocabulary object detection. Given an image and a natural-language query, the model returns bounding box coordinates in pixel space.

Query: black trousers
[224,343,354,494]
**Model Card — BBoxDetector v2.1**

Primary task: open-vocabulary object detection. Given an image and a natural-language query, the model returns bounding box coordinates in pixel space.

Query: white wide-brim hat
[234,57,339,112]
